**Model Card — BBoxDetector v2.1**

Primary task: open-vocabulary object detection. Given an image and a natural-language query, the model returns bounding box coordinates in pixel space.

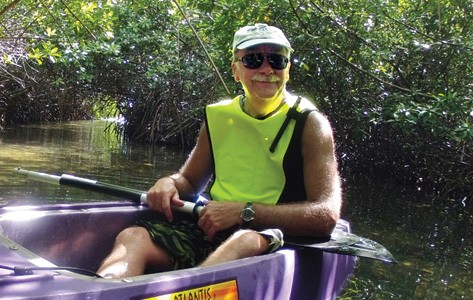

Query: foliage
[0,0,471,200]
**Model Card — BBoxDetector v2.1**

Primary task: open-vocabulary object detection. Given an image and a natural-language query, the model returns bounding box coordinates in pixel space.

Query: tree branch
[58,0,96,40]
[172,0,231,97]
[0,0,21,19]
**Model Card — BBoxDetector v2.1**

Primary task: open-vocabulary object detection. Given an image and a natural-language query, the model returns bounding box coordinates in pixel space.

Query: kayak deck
[0,201,355,299]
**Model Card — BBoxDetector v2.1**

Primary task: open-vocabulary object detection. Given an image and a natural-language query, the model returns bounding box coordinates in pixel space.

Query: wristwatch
[240,202,255,224]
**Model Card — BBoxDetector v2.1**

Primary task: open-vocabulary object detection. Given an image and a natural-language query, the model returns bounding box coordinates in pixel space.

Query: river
[0,120,471,299]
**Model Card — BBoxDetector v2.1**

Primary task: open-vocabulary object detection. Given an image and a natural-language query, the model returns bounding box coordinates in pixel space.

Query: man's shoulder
[286,94,317,112]
[207,96,240,108]
[304,109,334,140]
[205,97,241,119]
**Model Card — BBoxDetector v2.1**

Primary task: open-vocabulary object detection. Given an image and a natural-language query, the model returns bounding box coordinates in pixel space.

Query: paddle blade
[285,229,398,264]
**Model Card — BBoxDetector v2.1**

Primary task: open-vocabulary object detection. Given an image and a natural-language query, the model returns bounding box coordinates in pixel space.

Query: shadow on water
[0,120,472,299]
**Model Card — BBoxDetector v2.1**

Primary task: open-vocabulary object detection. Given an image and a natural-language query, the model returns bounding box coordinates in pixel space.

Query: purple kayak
[0,201,355,299]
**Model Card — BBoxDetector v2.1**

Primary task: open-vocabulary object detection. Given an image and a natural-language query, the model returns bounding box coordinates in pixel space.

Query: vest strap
[269,96,302,153]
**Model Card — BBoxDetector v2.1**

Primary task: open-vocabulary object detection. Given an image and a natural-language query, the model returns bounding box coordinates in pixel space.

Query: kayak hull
[0,201,355,299]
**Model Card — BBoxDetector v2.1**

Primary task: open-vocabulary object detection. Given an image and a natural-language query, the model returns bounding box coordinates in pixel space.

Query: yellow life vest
[205,94,316,204]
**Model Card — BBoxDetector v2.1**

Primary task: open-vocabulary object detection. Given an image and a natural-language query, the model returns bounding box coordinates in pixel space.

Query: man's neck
[243,94,286,119]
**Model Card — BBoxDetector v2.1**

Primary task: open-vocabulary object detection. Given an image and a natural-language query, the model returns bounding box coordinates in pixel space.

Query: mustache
[251,74,280,82]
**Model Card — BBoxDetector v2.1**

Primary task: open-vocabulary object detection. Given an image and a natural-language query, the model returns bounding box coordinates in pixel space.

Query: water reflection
[0,120,471,298]
[340,181,473,299]
[0,120,188,205]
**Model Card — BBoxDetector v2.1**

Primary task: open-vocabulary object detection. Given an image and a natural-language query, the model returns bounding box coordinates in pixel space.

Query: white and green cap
[232,23,293,52]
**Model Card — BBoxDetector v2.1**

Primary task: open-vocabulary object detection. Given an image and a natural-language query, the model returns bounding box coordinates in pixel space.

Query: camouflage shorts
[136,219,284,270]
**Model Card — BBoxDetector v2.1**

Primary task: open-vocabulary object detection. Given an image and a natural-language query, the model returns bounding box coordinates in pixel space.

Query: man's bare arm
[147,125,213,221]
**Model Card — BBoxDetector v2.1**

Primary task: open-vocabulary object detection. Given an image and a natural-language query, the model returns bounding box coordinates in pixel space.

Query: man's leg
[199,230,271,267]
[97,227,173,278]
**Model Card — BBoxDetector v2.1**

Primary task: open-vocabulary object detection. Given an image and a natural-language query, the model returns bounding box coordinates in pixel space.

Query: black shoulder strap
[269,96,303,153]
[277,108,313,203]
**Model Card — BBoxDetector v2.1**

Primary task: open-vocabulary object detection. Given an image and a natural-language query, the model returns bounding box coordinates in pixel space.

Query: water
[0,120,189,205]
[340,184,473,299]
[0,120,471,299]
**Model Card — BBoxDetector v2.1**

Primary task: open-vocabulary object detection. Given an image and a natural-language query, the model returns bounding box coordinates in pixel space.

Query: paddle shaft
[13,168,200,216]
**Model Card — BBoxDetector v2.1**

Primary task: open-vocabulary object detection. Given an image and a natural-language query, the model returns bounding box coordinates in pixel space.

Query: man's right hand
[146,177,185,222]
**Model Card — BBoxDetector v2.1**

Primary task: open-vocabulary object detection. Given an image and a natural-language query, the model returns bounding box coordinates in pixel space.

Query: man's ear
[285,62,291,82]
[232,62,240,82]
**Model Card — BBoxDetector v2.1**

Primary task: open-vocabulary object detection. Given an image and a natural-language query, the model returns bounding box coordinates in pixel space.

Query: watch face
[242,205,255,222]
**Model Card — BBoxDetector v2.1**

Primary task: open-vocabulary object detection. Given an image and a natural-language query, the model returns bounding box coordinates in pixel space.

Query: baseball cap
[232,23,293,52]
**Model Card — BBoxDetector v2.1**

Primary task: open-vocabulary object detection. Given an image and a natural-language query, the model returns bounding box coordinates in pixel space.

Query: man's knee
[115,226,151,245]
[229,230,270,256]
[114,226,173,271]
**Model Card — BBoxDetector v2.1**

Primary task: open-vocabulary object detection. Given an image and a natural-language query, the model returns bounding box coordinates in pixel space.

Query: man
[97,23,341,278]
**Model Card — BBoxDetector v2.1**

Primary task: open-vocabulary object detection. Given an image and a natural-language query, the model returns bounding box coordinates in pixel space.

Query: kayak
[0,200,356,299]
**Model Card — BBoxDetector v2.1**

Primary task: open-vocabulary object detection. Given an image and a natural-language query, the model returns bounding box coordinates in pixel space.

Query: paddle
[14,167,397,264]
[13,167,199,216]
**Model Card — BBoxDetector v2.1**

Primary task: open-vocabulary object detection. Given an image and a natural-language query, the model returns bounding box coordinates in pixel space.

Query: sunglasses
[236,53,289,70]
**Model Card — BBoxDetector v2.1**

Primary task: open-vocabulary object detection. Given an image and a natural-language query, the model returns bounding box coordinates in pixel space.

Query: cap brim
[236,39,293,52]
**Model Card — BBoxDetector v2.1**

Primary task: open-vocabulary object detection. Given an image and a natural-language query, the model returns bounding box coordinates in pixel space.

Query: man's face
[232,45,291,103]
